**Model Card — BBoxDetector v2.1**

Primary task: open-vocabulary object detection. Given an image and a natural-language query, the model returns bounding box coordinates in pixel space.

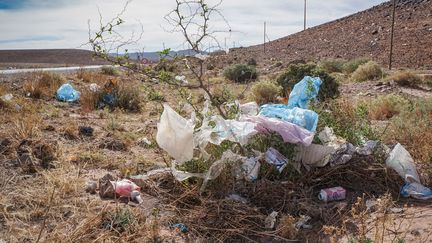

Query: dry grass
[250,80,281,105]
[9,113,42,141]
[80,89,102,112]
[77,69,108,83]
[23,72,65,99]
[367,94,410,120]
[388,70,422,87]
[351,61,383,82]
[382,97,432,163]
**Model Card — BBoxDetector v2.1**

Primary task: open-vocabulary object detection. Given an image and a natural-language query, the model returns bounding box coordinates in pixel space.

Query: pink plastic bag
[112,179,140,197]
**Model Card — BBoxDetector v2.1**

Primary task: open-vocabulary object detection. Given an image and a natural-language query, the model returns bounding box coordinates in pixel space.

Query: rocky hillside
[222,0,432,69]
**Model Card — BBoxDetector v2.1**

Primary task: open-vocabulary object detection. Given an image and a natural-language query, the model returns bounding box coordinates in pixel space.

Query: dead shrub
[367,94,409,120]
[382,97,432,163]
[77,69,107,83]
[351,61,383,82]
[80,89,102,112]
[115,82,142,112]
[388,70,422,87]
[10,113,42,140]
[23,72,65,99]
[101,66,120,76]
[62,123,79,140]
[250,80,281,105]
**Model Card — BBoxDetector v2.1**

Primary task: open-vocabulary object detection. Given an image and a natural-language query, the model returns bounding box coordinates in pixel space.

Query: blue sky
[0,0,386,51]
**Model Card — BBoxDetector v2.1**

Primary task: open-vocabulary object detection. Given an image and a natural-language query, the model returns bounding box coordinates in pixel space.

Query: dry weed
[351,61,383,82]
[388,70,422,87]
[250,80,281,105]
[367,94,409,120]
[9,113,42,140]
[23,72,65,99]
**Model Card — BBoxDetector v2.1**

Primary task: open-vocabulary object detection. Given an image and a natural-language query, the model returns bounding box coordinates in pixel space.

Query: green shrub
[250,80,281,105]
[351,61,383,82]
[276,63,339,101]
[387,70,422,87]
[223,64,258,83]
[319,58,346,73]
[101,66,120,76]
[247,58,257,66]
[342,58,369,74]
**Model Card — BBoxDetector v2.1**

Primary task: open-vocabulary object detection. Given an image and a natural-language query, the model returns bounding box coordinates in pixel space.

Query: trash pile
[147,75,432,199]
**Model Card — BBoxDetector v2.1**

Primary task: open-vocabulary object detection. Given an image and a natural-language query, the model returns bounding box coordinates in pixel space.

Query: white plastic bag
[156,104,194,163]
[386,143,420,183]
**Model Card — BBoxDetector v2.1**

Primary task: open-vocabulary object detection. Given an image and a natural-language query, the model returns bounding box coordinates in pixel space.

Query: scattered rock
[0,138,12,155]
[85,181,98,194]
[99,174,116,199]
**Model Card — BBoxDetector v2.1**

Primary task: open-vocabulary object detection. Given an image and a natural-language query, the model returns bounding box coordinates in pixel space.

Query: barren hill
[0,49,108,68]
[224,0,432,69]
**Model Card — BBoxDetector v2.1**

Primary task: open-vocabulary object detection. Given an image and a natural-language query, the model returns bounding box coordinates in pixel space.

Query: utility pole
[304,0,307,30]
[389,0,397,70]
[263,21,267,53]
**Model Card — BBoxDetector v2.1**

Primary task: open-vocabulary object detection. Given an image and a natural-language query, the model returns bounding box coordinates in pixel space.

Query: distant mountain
[116,49,205,62]
[0,49,108,66]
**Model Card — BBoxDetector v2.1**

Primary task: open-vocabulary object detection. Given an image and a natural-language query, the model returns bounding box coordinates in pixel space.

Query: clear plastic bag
[386,143,420,183]
[156,104,195,163]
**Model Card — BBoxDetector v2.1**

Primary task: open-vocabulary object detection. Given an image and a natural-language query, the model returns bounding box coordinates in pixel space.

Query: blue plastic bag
[288,76,322,109]
[56,83,80,102]
[401,182,432,200]
[259,104,319,132]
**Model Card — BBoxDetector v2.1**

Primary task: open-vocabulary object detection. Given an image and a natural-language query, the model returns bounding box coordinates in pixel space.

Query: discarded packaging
[288,76,322,109]
[386,143,420,183]
[264,211,279,229]
[242,157,261,181]
[401,182,432,200]
[265,147,289,173]
[356,140,378,156]
[89,83,101,92]
[319,186,346,202]
[79,126,94,137]
[239,101,259,116]
[241,116,314,146]
[175,75,189,84]
[130,190,143,204]
[226,193,249,204]
[112,179,140,198]
[171,223,189,233]
[329,143,355,166]
[295,215,312,229]
[85,181,97,194]
[294,144,336,168]
[0,93,13,102]
[259,105,319,132]
[156,104,194,163]
[56,83,80,102]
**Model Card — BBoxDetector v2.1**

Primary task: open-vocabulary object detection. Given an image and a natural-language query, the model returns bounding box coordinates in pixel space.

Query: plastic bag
[287,76,322,109]
[401,182,432,200]
[111,179,140,197]
[241,115,314,146]
[156,104,195,163]
[239,101,259,116]
[56,83,80,102]
[259,105,319,132]
[386,143,420,183]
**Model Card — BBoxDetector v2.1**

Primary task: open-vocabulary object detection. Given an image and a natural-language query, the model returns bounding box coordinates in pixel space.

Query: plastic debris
[265,147,290,173]
[288,76,322,109]
[329,143,356,166]
[138,137,152,147]
[264,211,279,229]
[239,101,259,116]
[226,193,249,204]
[319,186,346,202]
[295,215,312,229]
[112,179,140,197]
[401,182,432,200]
[56,83,80,102]
[241,116,314,146]
[156,104,194,163]
[0,93,13,102]
[386,143,420,183]
[318,126,345,148]
[89,83,100,92]
[130,190,143,204]
[356,140,378,156]
[259,105,319,132]
[171,223,189,233]
[175,75,189,84]
[100,93,116,108]
[79,126,94,137]
[294,144,336,168]
[241,157,261,181]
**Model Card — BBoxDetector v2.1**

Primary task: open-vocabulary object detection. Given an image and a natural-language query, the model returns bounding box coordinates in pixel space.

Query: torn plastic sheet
[265,147,298,173]
[241,116,314,146]
[259,105,319,132]
[294,144,336,168]
[401,182,432,200]
[156,104,195,163]
[386,143,420,183]
[288,76,322,109]
[239,101,259,116]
